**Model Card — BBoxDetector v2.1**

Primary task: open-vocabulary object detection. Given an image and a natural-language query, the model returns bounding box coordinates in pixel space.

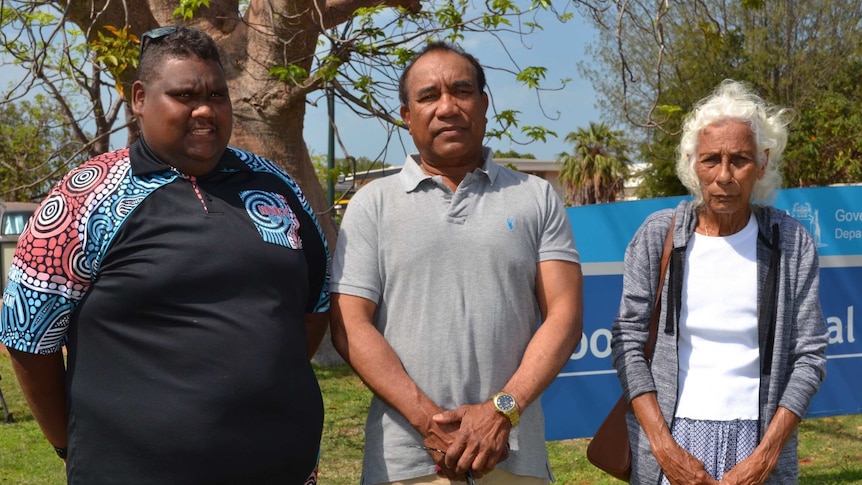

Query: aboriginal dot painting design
[231,148,331,313]
[240,190,302,249]
[0,149,177,354]
[0,147,331,353]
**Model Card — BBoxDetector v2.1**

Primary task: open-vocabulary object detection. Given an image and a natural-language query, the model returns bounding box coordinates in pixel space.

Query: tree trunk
[64,0,343,247]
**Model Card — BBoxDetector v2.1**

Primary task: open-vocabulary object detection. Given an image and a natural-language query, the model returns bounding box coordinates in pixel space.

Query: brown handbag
[586,214,676,482]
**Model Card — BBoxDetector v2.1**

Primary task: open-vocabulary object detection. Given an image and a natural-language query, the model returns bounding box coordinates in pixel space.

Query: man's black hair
[137,26,223,83]
[398,41,486,106]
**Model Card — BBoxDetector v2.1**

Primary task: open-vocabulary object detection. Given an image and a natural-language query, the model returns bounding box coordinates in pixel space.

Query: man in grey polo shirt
[330,41,583,485]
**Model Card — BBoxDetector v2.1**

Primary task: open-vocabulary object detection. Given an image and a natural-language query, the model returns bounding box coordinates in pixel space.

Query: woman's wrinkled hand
[719,452,773,485]
[655,442,720,485]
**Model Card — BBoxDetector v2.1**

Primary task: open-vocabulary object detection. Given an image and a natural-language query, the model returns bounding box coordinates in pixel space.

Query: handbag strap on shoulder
[644,212,676,362]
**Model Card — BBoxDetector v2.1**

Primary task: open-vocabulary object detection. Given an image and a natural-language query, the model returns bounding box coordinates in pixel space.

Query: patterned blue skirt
[660,417,758,483]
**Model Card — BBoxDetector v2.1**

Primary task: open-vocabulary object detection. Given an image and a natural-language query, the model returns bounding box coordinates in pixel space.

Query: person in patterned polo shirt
[1,26,329,484]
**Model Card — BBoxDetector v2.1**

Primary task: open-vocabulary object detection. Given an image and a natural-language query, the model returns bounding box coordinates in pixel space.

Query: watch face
[496,394,515,412]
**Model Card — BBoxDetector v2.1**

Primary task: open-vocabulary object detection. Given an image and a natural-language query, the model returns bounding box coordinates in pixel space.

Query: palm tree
[557,122,632,206]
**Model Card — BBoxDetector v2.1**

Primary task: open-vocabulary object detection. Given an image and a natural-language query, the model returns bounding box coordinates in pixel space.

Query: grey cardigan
[611,200,828,485]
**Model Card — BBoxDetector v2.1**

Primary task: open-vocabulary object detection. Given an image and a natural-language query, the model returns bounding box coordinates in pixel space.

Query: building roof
[334,158,567,206]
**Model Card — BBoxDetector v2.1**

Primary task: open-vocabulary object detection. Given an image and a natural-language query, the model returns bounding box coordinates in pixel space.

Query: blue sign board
[543,186,862,440]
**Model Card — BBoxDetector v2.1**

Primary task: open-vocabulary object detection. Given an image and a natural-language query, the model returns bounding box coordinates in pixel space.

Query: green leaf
[516,66,548,89]
[173,0,212,20]
[269,65,309,84]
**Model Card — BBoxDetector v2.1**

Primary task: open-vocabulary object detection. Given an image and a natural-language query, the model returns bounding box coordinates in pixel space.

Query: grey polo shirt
[331,148,579,484]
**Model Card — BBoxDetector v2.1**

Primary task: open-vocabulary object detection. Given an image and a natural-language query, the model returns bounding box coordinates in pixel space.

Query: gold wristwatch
[491,392,520,427]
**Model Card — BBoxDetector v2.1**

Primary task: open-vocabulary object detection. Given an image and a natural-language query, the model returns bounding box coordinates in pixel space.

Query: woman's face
[695,119,765,216]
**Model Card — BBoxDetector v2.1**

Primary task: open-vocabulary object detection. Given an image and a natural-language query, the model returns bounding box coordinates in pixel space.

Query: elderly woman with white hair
[611,80,828,485]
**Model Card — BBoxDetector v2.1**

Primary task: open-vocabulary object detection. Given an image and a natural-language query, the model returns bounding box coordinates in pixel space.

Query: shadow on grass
[3,412,34,424]
[801,468,862,485]
[803,416,862,442]
[313,363,358,380]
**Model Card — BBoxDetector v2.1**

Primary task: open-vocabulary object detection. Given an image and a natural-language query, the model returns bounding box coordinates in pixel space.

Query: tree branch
[322,0,421,29]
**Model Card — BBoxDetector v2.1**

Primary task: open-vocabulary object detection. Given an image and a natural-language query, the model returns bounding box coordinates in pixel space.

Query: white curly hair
[676,79,794,207]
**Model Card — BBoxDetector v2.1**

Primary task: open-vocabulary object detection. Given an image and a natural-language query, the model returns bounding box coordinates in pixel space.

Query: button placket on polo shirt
[446,171,484,225]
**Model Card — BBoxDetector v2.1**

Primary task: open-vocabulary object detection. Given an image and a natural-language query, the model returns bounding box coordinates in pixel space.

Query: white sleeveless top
[675,214,760,420]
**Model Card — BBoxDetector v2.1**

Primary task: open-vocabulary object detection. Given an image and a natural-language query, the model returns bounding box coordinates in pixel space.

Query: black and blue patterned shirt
[1,140,329,484]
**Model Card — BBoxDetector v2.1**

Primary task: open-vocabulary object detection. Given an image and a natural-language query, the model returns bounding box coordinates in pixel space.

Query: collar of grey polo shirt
[399,146,499,192]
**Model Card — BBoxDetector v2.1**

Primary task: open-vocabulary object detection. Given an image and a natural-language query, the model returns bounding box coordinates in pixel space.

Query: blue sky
[303,11,601,166]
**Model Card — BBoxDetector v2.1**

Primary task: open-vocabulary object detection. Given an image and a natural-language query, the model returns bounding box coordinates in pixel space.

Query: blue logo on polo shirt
[240,190,302,249]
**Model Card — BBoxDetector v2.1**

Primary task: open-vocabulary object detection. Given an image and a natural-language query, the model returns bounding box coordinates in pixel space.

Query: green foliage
[434,2,465,27]
[487,0,519,15]
[516,66,548,89]
[353,75,377,105]
[581,0,862,195]
[310,152,391,200]
[317,56,344,83]
[390,47,415,67]
[3,5,56,26]
[635,129,688,200]
[1,6,62,61]
[783,62,862,186]
[1,1,123,160]
[269,64,310,85]
[353,5,386,21]
[310,152,338,197]
[0,97,85,202]
[492,109,520,130]
[481,13,512,29]
[635,89,689,200]
[520,125,556,143]
[90,25,141,92]
[493,149,536,159]
[173,0,212,21]
[487,109,556,145]
[558,122,632,206]
[434,1,469,43]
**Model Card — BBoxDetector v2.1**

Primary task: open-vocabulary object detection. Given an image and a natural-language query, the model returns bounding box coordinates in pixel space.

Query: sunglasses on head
[139,26,179,62]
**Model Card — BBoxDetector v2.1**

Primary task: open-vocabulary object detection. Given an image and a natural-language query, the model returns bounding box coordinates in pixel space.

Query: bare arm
[439,259,584,475]
[720,407,800,485]
[630,392,719,485]
[329,293,460,478]
[501,260,584,410]
[9,349,68,451]
[304,312,329,359]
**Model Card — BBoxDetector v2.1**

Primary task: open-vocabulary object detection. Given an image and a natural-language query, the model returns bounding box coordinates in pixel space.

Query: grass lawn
[1,354,860,484]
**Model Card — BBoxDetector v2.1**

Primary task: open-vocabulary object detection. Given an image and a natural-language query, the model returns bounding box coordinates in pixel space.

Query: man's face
[695,119,765,216]
[132,56,232,176]
[400,49,489,168]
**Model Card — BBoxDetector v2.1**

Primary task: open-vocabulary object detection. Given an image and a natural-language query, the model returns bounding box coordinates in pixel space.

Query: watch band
[492,392,520,427]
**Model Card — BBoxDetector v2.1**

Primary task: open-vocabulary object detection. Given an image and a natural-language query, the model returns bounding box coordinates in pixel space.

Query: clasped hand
[657,443,719,485]
[420,402,511,481]
[660,444,772,485]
